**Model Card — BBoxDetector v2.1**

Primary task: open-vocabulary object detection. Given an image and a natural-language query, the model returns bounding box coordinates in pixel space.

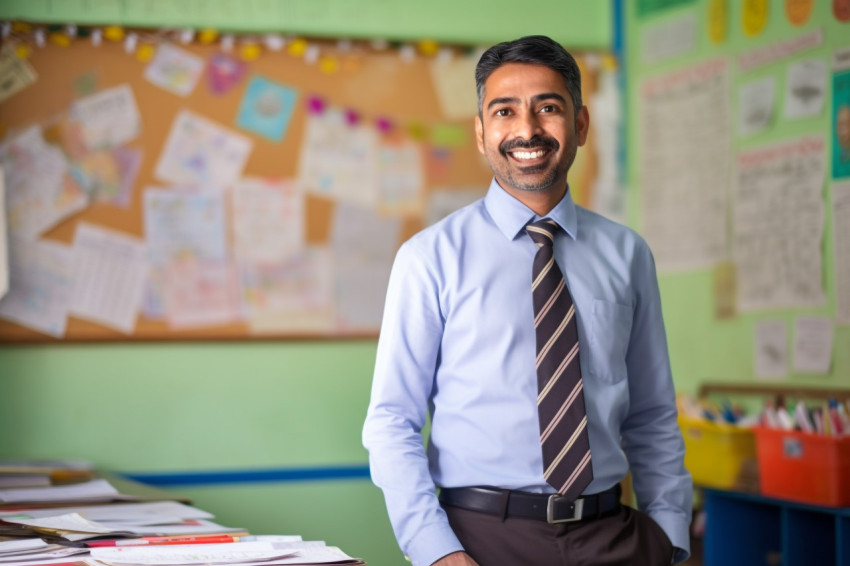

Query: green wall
[624,0,849,393]
[0,0,611,48]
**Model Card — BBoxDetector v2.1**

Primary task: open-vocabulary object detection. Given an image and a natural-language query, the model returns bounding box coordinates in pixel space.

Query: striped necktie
[526,218,593,500]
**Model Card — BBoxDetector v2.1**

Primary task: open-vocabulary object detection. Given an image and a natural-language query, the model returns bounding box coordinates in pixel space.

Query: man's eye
[540,105,556,113]
[495,108,511,117]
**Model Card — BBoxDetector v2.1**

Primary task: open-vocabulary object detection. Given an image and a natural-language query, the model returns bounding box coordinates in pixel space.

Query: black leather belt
[439,484,621,524]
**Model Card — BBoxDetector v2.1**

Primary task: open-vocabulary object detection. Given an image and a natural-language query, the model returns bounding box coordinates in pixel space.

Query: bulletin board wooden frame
[0,36,603,343]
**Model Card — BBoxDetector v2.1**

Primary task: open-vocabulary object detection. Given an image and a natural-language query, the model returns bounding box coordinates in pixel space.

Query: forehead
[482,63,571,104]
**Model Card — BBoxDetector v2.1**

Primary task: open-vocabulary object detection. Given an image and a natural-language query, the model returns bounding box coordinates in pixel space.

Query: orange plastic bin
[755,427,850,507]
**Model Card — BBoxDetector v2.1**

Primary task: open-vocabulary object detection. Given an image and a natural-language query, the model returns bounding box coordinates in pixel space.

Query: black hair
[475,35,582,117]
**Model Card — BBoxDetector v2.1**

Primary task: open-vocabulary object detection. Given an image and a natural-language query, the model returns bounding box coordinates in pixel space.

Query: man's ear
[475,115,485,154]
[575,106,590,147]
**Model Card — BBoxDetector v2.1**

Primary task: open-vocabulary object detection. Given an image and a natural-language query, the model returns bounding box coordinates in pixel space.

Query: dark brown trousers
[442,502,673,566]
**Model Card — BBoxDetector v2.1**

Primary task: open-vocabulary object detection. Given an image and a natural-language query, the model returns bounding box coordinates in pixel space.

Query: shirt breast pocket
[588,299,633,384]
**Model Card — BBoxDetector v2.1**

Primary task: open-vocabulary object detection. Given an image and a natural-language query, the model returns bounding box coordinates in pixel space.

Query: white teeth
[512,150,545,159]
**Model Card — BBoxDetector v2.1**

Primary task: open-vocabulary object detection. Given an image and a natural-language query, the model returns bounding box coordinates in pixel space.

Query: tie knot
[526,218,559,248]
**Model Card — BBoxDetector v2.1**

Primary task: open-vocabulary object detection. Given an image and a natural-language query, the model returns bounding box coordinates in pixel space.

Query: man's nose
[513,110,543,140]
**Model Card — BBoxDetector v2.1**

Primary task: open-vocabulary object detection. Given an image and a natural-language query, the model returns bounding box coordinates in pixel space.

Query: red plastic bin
[754,427,850,507]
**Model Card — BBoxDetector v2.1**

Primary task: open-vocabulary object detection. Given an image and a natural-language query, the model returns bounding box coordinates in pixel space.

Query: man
[363,35,692,566]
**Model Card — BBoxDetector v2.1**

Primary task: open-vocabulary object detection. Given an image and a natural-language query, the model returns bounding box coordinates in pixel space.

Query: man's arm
[620,243,693,565]
[362,240,465,566]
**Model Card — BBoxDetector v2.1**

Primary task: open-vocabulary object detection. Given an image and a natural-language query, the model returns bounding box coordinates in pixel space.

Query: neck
[501,183,568,217]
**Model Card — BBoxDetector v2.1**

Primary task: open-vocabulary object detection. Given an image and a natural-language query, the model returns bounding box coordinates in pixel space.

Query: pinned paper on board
[69,223,148,334]
[69,83,141,150]
[163,258,242,329]
[207,53,246,95]
[231,177,304,264]
[76,147,143,208]
[144,43,205,97]
[241,247,334,334]
[298,109,380,207]
[0,237,73,338]
[428,54,480,120]
[0,125,88,240]
[0,45,37,103]
[236,76,298,142]
[155,110,253,190]
[377,140,424,215]
[143,188,227,319]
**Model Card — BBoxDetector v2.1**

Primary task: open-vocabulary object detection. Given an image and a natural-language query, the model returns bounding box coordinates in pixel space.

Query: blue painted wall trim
[122,465,371,487]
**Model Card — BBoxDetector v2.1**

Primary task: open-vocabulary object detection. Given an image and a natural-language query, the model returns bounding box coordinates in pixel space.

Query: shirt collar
[483,178,578,241]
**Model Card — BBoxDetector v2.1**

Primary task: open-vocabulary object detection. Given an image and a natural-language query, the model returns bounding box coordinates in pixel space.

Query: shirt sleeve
[620,241,693,561]
[362,240,464,566]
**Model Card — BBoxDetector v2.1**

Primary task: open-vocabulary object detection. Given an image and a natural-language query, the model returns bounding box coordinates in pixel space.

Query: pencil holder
[678,416,757,490]
[755,427,850,507]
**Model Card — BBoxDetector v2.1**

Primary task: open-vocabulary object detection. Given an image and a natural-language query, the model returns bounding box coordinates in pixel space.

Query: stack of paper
[0,467,365,565]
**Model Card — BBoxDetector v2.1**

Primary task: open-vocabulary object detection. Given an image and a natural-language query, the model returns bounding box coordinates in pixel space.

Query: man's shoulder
[574,204,648,249]
[408,197,487,248]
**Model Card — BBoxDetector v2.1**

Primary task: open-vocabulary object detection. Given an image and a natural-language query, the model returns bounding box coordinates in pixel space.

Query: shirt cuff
[405,520,465,566]
[650,511,690,564]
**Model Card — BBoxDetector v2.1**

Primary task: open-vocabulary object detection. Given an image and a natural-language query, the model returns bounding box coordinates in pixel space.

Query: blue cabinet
[703,489,850,566]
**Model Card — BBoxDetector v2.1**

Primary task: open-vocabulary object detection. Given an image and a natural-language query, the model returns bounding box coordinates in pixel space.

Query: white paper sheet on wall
[638,59,731,271]
[738,76,776,137]
[641,11,697,64]
[69,222,148,334]
[833,182,850,325]
[754,319,788,380]
[783,58,827,120]
[733,136,826,311]
[793,316,833,374]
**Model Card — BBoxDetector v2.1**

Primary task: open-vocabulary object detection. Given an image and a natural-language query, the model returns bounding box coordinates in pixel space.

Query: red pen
[86,535,240,547]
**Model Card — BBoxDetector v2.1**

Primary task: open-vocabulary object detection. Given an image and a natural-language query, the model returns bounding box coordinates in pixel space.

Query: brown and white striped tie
[527,218,592,501]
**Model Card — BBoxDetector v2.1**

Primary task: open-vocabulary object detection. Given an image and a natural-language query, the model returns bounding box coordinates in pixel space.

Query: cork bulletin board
[0,36,602,342]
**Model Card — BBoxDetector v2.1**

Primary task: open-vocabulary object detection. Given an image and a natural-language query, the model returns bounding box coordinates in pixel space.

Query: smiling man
[363,35,692,566]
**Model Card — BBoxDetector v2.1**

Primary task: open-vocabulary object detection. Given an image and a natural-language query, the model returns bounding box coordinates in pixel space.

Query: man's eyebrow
[532,92,567,105]
[486,92,568,110]
[486,96,519,110]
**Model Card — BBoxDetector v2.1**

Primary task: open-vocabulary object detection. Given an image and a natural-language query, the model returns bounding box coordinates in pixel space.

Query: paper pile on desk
[88,540,365,565]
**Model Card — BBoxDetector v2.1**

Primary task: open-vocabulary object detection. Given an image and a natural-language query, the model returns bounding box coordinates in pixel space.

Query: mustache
[499,135,559,155]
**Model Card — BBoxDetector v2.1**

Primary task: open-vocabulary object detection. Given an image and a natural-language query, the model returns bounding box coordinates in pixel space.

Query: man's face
[475,63,588,196]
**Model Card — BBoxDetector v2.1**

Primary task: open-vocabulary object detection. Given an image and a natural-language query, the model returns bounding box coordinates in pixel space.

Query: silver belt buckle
[546,494,584,524]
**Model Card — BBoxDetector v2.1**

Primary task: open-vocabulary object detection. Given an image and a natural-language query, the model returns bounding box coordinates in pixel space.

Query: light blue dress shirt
[363,180,692,566]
